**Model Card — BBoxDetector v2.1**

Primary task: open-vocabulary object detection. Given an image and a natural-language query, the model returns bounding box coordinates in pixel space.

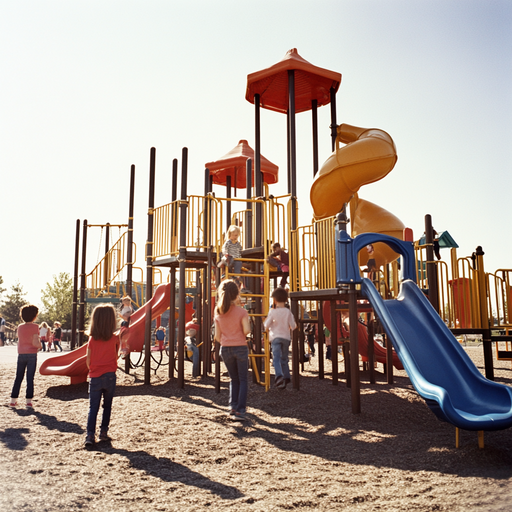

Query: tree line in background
[0,273,73,329]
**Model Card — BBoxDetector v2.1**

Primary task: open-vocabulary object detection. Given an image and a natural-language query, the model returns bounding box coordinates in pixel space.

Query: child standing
[39,321,50,352]
[119,296,133,357]
[85,304,120,446]
[52,321,63,352]
[264,287,297,390]
[10,305,42,408]
[120,296,133,327]
[214,279,251,420]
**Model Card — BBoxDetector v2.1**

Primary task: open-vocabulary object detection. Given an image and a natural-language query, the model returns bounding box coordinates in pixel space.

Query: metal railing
[86,232,139,301]
[488,270,512,328]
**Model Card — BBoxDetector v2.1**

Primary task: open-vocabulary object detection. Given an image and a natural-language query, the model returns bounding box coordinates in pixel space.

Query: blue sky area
[1,0,511,305]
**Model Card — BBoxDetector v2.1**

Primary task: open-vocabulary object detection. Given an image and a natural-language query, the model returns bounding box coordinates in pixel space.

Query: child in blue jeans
[85,304,120,446]
[10,305,42,407]
[264,287,297,389]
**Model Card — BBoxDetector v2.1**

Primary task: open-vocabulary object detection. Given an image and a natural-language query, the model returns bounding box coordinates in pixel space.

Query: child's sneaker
[84,434,95,447]
[217,255,228,268]
[99,431,111,442]
[26,401,33,408]
[9,400,17,408]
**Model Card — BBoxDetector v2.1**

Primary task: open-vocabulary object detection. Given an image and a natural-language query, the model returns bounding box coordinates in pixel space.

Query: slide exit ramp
[333,227,512,431]
[361,277,512,431]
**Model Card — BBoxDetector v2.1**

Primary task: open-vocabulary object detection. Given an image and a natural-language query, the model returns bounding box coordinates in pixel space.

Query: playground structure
[42,49,512,442]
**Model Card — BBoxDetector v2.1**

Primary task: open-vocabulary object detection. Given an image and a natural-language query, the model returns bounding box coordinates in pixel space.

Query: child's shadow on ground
[0,427,30,450]
[91,443,244,500]
[13,407,84,435]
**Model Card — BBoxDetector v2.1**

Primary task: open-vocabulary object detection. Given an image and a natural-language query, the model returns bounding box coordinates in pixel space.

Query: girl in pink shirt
[10,304,42,408]
[214,280,251,420]
[85,304,120,447]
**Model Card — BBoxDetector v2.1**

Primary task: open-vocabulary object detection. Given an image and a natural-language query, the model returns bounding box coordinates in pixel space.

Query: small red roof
[205,140,279,189]
[246,48,342,114]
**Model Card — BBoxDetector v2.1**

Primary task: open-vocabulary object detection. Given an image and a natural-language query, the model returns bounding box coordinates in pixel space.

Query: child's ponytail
[215,280,239,315]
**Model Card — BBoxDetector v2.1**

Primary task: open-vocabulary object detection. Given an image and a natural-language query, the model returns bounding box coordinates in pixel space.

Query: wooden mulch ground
[1,344,511,511]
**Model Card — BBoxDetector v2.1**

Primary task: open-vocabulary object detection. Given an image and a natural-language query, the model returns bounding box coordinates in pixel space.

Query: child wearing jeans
[264,287,297,390]
[85,304,120,447]
[10,305,42,408]
[214,279,251,420]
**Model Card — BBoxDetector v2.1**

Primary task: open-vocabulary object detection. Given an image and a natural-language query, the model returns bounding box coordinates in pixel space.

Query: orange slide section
[310,123,405,267]
[40,283,172,384]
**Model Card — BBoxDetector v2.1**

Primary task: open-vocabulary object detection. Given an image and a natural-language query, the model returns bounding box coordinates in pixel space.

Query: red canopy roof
[246,48,342,114]
[205,140,279,189]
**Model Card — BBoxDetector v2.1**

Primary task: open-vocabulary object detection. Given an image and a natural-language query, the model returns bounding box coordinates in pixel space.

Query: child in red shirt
[85,304,120,447]
[10,305,42,407]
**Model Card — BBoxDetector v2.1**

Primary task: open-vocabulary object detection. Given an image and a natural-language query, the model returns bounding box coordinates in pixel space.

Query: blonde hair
[215,279,240,316]
[224,225,240,242]
[121,296,131,303]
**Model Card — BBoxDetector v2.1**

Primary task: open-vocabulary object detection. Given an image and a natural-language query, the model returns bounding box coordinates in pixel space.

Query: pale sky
[1,0,511,306]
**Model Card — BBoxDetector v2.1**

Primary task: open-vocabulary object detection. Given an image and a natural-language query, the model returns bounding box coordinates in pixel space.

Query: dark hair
[20,304,38,323]
[215,279,239,315]
[89,304,117,341]
[272,242,281,250]
[272,287,288,303]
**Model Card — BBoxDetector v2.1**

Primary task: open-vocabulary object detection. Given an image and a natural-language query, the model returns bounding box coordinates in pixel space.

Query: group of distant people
[39,321,63,352]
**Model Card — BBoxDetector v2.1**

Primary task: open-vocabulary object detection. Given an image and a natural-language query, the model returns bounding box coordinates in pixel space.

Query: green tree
[40,272,74,329]
[0,281,28,324]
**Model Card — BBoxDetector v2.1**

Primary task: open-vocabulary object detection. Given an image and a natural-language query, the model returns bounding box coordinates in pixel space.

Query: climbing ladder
[225,253,272,391]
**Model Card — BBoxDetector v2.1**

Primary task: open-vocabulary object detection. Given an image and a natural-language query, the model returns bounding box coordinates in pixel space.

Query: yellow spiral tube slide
[310,123,397,220]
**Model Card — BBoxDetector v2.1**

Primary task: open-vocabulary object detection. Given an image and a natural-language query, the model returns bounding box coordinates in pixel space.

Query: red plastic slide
[353,320,403,370]
[40,283,172,384]
[321,300,402,370]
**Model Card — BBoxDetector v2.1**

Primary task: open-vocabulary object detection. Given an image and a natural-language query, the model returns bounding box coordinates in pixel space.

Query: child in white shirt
[263,287,297,389]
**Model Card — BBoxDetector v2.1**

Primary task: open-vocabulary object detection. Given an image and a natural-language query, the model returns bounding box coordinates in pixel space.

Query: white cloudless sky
[1,0,511,306]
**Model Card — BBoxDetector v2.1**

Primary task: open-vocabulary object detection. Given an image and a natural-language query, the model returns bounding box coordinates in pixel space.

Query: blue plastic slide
[361,278,512,431]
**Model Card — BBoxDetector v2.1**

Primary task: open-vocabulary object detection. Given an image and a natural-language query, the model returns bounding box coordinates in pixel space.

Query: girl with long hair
[214,279,251,420]
[85,304,120,446]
